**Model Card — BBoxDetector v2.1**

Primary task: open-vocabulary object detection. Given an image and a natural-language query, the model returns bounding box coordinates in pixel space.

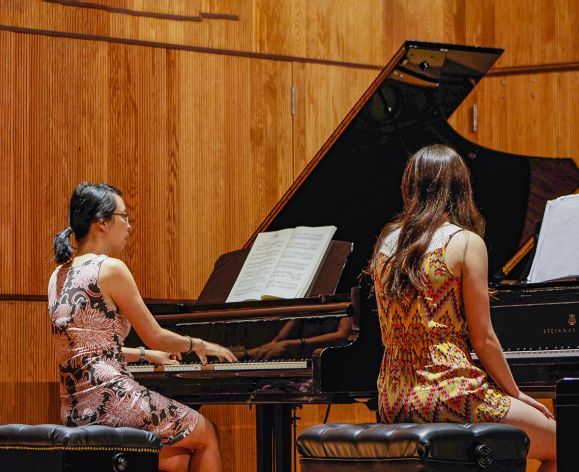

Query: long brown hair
[369,144,485,301]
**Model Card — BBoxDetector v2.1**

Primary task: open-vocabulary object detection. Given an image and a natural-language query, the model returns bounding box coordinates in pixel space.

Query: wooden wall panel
[0,29,293,298]
[0,301,60,424]
[200,404,257,471]
[449,70,579,164]
[1,1,578,68]
[0,0,257,53]
[290,0,579,67]
[291,0,388,66]
[410,0,579,68]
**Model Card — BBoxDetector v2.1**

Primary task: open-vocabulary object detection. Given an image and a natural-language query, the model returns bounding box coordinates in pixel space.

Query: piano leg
[274,405,292,472]
[256,404,293,472]
[256,405,273,472]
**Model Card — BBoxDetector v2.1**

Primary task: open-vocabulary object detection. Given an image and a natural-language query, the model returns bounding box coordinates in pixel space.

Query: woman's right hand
[146,350,181,366]
[194,339,237,365]
[516,391,555,419]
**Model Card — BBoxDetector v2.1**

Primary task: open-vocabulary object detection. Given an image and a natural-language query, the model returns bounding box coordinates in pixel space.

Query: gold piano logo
[543,314,577,335]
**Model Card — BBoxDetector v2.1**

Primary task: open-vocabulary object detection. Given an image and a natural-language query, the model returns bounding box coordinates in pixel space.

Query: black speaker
[555,378,579,472]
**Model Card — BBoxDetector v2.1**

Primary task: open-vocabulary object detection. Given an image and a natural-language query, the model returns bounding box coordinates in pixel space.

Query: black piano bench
[296,423,529,472]
[0,424,161,472]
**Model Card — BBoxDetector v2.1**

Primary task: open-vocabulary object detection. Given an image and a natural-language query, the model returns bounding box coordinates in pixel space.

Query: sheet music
[226,229,293,302]
[226,226,336,302]
[527,194,579,283]
[262,226,336,299]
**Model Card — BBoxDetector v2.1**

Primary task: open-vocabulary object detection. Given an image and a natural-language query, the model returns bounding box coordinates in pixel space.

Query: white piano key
[470,349,579,361]
[128,360,308,373]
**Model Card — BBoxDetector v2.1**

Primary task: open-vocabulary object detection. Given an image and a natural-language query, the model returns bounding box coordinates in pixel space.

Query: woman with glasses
[369,145,556,472]
[49,182,236,472]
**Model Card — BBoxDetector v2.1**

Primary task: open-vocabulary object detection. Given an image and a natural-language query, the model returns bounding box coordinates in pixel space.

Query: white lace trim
[379,223,462,257]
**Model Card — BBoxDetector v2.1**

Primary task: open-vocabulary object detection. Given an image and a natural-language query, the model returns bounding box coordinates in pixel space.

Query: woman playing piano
[369,145,556,472]
[48,183,236,472]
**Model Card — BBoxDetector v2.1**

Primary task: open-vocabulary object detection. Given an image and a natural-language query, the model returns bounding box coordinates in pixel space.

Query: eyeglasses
[113,212,130,224]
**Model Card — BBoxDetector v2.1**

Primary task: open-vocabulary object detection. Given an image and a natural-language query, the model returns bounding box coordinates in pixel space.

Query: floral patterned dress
[374,223,510,424]
[48,255,198,445]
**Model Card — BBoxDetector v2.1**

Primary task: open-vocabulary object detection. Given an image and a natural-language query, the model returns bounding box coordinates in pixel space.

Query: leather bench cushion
[0,424,161,450]
[296,423,529,463]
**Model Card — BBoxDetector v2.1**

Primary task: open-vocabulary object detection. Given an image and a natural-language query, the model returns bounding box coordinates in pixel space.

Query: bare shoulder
[446,230,487,276]
[464,231,487,255]
[100,257,132,281]
[447,230,486,253]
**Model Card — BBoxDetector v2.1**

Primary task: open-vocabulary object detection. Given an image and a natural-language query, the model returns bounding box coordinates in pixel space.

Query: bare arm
[460,232,520,397]
[460,233,553,418]
[99,258,236,363]
[122,347,181,365]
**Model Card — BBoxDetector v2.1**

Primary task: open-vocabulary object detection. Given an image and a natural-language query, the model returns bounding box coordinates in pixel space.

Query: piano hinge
[471,104,478,133]
[291,85,296,116]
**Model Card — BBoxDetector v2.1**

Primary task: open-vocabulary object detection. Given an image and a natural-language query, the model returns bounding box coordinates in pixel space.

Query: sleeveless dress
[47,255,199,445]
[373,223,510,424]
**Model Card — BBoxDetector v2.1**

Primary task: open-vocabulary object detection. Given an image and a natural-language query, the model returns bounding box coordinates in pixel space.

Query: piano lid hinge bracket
[291,85,296,116]
[471,104,478,133]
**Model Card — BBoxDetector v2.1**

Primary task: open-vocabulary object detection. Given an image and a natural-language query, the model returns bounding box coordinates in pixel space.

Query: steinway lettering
[543,327,576,335]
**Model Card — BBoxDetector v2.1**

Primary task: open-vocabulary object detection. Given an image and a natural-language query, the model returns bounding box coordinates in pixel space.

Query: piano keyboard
[128,360,309,373]
[471,349,579,360]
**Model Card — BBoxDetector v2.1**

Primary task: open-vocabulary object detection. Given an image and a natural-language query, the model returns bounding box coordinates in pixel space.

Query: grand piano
[130,41,579,471]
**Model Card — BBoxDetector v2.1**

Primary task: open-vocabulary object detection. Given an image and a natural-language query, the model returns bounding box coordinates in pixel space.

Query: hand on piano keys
[193,339,237,364]
[143,350,182,365]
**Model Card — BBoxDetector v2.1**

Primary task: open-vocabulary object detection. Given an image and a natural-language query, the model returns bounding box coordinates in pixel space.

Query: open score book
[527,194,579,284]
[225,226,337,302]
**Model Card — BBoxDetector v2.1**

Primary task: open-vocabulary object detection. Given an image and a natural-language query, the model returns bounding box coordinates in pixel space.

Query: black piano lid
[249,41,579,292]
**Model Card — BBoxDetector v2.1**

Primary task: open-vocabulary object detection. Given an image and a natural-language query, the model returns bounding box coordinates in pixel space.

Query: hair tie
[67,226,74,235]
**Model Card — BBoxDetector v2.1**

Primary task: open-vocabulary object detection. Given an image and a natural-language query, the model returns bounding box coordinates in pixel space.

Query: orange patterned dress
[374,223,510,424]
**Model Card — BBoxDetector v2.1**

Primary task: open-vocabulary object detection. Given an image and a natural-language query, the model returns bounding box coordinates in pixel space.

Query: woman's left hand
[516,391,555,419]
[146,350,182,365]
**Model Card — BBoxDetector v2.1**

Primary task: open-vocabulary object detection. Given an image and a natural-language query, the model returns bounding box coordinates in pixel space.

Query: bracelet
[185,335,194,354]
[300,338,306,350]
[138,346,146,362]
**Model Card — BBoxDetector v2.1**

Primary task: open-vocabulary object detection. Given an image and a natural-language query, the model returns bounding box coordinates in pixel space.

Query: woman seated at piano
[369,145,556,472]
[48,183,236,472]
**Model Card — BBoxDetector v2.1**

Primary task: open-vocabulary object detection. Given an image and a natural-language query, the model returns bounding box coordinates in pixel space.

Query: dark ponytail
[54,227,75,264]
[53,183,122,264]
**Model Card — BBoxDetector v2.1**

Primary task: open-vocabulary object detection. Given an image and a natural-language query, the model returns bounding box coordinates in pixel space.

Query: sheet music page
[226,228,293,302]
[527,194,579,283]
[262,226,337,299]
